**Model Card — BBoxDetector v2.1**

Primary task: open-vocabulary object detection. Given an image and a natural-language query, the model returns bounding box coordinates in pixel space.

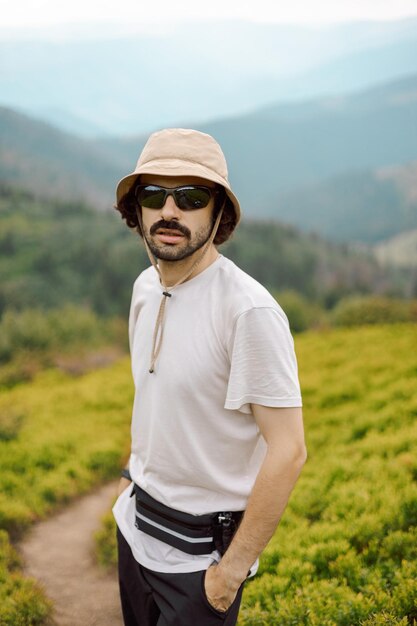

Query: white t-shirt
[113,255,302,573]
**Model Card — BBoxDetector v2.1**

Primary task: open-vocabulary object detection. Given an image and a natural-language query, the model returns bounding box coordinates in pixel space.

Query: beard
[144,219,213,262]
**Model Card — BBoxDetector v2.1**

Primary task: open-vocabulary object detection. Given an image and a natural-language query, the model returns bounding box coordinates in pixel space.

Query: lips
[156,228,184,236]
[150,220,191,239]
[155,228,186,244]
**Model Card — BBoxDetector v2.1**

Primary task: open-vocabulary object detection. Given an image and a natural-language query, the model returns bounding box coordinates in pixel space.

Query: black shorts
[117,528,245,626]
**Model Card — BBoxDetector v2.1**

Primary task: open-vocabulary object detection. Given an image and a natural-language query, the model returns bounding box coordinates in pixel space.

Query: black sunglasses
[135,184,218,211]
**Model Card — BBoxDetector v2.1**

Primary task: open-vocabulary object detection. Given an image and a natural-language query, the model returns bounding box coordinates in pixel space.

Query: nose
[160,194,181,220]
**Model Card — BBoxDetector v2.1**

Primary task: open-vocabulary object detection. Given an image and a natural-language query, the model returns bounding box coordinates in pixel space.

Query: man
[113,128,306,626]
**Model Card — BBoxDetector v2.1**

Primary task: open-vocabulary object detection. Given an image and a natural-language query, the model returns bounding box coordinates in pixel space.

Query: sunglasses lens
[135,185,213,210]
[175,187,212,210]
[136,185,166,209]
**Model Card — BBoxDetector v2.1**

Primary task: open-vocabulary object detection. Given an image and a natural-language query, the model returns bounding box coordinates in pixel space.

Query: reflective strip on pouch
[135,510,214,544]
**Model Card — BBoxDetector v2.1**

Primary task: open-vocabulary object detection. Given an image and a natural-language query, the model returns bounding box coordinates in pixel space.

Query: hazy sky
[2,0,417,28]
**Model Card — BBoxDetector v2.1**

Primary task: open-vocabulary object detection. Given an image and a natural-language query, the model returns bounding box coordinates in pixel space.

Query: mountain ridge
[1,17,417,135]
[1,74,416,242]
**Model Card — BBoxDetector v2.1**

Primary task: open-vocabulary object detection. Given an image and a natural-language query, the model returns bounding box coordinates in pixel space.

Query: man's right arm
[117,476,132,496]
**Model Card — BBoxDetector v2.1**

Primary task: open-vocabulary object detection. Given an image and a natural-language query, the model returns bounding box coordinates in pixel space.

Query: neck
[158,244,219,287]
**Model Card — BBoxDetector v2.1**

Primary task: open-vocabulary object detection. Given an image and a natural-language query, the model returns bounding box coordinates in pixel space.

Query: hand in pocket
[204,564,238,613]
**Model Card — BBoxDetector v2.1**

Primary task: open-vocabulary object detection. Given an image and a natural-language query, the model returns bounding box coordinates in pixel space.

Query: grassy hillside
[0,359,134,623]
[239,324,417,624]
[93,324,417,625]
[2,325,413,624]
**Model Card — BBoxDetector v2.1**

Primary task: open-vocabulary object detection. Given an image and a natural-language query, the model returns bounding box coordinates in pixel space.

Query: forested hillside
[265,161,417,244]
[0,186,144,316]
[0,185,411,320]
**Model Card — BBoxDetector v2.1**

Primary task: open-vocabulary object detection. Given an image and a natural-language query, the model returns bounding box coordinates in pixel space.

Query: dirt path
[20,482,124,626]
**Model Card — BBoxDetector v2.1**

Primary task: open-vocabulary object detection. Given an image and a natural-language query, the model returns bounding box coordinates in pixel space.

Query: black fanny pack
[132,484,243,556]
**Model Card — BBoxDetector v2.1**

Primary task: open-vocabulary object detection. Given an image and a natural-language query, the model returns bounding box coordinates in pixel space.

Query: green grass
[1,324,416,624]
[0,359,133,536]
[0,357,133,623]
[239,324,417,625]
[0,528,52,626]
[95,324,417,625]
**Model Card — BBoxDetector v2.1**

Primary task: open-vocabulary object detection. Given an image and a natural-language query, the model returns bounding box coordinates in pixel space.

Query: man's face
[138,174,217,262]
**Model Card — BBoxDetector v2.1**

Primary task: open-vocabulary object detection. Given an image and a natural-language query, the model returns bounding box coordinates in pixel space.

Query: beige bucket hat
[116,128,241,224]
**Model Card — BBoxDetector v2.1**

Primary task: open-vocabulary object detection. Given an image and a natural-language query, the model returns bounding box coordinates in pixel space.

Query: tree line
[1,184,412,320]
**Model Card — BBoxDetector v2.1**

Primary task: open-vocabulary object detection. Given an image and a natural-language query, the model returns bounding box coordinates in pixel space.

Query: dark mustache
[150,220,191,238]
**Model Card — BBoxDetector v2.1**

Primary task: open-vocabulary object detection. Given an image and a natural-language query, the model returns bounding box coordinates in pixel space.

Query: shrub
[0,408,25,441]
[332,296,413,327]
[94,511,118,569]
[0,306,125,365]
[87,449,124,480]
[0,306,128,387]
[360,614,408,625]
[0,576,52,626]
[0,310,52,362]
[0,530,52,625]
[275,290,326,333]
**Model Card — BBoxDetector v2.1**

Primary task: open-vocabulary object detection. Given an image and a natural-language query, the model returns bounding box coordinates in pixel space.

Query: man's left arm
[205,405,307,611]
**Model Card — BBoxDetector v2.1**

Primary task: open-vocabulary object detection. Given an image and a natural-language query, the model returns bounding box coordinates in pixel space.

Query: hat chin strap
[135,206,224,373]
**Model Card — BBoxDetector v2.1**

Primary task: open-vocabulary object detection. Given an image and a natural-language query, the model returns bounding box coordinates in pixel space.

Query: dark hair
[114,184,238,245]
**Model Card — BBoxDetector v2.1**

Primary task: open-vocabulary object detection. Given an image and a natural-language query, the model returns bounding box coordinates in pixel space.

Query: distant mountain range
[201,74,417,209]
[0,107,116,208]
[0,74,416,254]
[261,162,417,244]
[1,17,417,135]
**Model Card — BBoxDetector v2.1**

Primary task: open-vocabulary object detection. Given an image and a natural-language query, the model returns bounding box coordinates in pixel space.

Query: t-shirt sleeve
[225,307,302,414]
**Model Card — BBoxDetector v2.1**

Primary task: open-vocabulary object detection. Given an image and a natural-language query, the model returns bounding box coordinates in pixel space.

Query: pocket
[200,570,230,618]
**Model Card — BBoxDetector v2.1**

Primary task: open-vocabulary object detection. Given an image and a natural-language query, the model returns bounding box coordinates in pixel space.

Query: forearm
[118,461,132,496]
[218,443,306,586]
[118,476,132,496]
